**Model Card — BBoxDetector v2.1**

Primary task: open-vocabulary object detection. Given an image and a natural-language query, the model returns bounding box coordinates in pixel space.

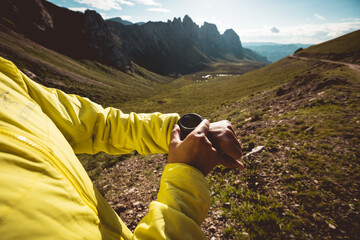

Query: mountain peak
[201,22,219,32]
[223,29,238,37]
[84,9,103,21]
[107,17,133,26]
[172,17,182,23]
[222,29,241,46]
[183,15,193,24]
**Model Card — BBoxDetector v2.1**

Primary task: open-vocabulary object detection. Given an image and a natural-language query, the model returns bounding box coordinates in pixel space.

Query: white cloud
[74,0,122,10]
[238,21,360,44]
[133,0,161,6]
[119,0,134,6]
[69,7,88,12]
[147,7,170,13]
[270,26,280,33]
[121,15,133,20]
[73,0,164,11]
[341,17,360,22]
[99,12,121,19]
[314,13,326,20]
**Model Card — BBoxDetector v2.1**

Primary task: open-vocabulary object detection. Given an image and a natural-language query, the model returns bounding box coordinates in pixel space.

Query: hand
[168,119,217,176]
[208,120,244,169]
[168,119,243,176]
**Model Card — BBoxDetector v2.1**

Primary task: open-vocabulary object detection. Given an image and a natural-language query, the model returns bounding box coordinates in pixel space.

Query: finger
[194,119,210,136]
[226,126,242,149]
[219,154,245,170]
[227,130,242,158]
[217,135,242,160]
[227,123,236,135]
[170,124,181,144]
[224,122,242,151]
[229,140,243,159]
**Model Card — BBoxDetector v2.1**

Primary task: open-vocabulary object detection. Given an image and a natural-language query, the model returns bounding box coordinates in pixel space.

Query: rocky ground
[82,57,360,239]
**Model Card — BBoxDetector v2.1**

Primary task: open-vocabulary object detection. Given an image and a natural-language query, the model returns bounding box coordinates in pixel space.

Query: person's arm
[21,73,179,155]
[132,120,214,239]
[133,120,244,239]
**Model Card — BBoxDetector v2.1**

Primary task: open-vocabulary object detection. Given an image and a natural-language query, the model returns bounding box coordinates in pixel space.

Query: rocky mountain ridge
[0,0,267,75]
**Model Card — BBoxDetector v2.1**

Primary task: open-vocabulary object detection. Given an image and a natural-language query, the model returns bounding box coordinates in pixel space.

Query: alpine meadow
[0,0,359,239]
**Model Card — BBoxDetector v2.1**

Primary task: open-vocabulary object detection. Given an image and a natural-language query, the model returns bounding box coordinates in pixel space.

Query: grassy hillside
[85,55,360,239]
[83,33,360,239]
[205,58,360,239]
[118,57,309,115]
[0,24,173,106]
[296,30,360,64]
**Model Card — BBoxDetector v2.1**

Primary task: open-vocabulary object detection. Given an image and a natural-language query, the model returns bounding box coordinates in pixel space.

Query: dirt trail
[289,55,360,73]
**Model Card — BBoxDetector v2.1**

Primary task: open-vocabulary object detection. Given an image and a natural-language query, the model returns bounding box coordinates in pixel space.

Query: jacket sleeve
[20,71,179,155]
[133,163,210,240]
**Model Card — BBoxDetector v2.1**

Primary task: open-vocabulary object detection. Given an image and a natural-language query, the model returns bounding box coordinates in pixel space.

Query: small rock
[304,126,314,133]
[245,146,265,157]
[209,225,216,233]
[127,187,137,194]
[216,214,224,220]
[244,117,252,122]
[276,87,286,96]
[23,69,37,79]
[328,223,336,230]
[215,210,224,220]
[132,201,143,208]
[114,203,127,213]
[234,180,241,185]
[223,202,231,208]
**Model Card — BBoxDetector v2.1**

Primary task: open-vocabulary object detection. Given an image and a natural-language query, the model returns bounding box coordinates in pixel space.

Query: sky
[48,0,360,44]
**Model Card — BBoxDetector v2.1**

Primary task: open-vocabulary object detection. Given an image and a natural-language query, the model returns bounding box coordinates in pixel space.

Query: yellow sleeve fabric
[133,163,210,240]
[0,56,210,239]
[21,72,179,155]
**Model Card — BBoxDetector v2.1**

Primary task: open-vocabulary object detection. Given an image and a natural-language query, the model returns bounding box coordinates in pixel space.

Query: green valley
[1,13,359,239]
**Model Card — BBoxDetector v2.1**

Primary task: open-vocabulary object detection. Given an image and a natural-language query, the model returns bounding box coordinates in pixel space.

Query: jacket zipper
[0,128,122,237]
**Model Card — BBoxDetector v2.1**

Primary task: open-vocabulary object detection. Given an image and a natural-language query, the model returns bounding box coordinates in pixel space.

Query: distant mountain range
[107,17,145,26]
[0,0,268,75]
[243,42,313,63]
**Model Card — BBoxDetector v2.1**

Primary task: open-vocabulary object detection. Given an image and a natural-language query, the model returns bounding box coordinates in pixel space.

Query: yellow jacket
[0,57,210,239]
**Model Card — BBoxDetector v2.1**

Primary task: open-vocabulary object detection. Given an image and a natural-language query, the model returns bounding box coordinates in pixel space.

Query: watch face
[178,113,203,140]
